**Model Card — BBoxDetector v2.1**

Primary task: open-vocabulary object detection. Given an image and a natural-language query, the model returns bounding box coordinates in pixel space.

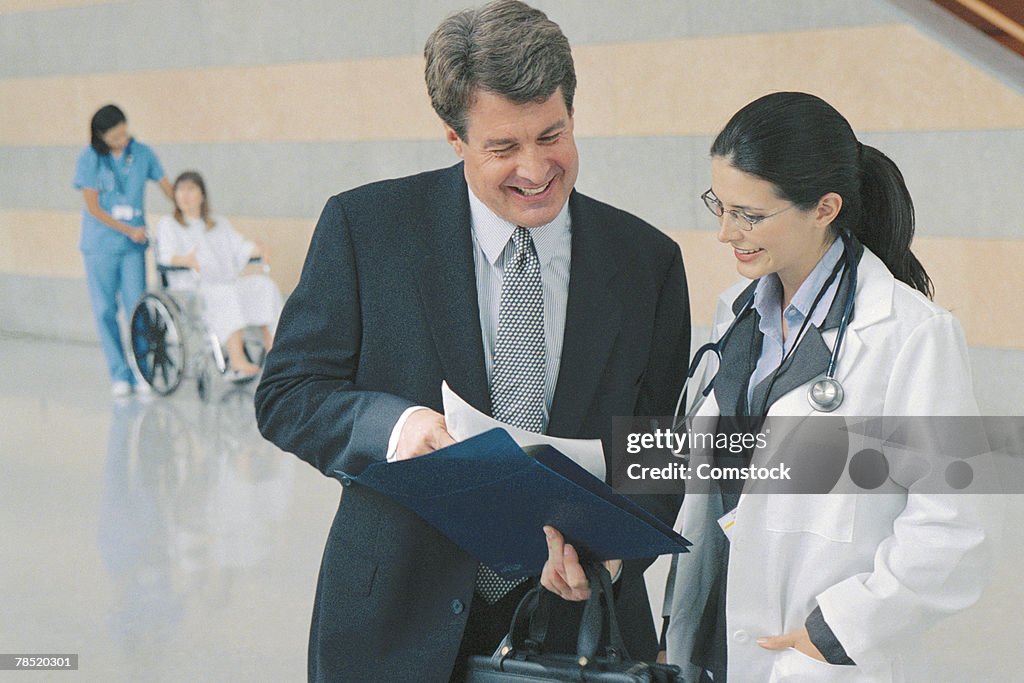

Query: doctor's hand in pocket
[540,525,621,601]
[757,627,826,662]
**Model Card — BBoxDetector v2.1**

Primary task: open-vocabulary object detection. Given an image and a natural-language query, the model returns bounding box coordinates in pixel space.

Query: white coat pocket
[764,493,856,542]
[768,647,884,683]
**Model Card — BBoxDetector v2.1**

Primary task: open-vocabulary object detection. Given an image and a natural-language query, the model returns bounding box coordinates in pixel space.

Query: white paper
[441,381,606,481]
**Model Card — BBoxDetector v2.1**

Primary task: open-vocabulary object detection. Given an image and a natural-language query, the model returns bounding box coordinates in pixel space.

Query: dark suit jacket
[255,163,690,682]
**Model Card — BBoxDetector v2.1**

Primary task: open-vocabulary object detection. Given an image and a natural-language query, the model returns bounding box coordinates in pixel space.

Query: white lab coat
[664,248,1001,682]
[155,215,282,342]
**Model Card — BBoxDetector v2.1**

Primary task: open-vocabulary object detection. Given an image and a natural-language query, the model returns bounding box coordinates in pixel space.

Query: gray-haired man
[256,2,690,680]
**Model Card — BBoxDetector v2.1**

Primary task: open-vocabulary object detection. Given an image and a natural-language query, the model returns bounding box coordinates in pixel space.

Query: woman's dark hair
[89,104,127,156]
[710,91,933,298]
[172,170,215,229]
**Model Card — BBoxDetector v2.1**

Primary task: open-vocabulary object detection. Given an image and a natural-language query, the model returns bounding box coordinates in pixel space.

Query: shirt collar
[468,187,571,267]
[753,237,845,322]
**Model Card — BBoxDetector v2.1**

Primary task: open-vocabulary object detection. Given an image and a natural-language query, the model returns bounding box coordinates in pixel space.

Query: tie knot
[511,226,534,256]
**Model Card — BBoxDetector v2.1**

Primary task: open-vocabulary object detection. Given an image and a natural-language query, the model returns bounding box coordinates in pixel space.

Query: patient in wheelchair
[155,171,282,378]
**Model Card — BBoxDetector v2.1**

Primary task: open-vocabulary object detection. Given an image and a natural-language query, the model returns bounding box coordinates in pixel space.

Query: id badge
[718,508,737,542]
[111,204,134,221]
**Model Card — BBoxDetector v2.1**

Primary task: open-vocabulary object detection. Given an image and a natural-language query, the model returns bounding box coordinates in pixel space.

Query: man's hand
[394,408,455,461]
[540,525,621,601]
[757,627,827,662]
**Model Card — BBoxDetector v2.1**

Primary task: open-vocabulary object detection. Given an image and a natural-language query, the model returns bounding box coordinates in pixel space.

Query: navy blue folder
[354,428,690,579]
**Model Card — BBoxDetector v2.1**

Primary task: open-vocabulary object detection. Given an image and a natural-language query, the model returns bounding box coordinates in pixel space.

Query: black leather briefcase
[464,565,682,682]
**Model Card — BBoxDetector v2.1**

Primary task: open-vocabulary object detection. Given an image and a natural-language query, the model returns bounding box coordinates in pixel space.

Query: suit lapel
[750,327,829,417]
[415,164,491,414]
[713,282,759,417]
[548,192,623,437]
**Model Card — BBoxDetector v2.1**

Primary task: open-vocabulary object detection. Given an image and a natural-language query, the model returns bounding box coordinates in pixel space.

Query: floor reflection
[0,336,334,680]
[98,387,294,665]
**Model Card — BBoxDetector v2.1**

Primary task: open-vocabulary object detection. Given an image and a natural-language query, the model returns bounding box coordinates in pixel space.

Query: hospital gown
[155,215,282,343]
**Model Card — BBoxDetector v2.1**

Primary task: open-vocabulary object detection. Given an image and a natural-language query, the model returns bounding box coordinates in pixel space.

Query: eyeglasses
[701,189,796,231]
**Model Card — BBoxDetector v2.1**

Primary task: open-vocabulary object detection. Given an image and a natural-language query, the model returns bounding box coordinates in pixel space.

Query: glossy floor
[1,334,339,681]
[1,334,1021,681]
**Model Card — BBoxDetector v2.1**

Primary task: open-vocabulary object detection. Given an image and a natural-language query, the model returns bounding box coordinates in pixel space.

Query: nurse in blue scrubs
[73,104,174,397]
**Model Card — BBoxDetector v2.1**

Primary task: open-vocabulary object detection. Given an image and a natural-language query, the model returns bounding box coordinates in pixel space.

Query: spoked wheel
[130,292,186,395]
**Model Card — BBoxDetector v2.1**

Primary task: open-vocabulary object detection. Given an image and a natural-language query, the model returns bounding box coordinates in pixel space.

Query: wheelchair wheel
[130,292,186,395]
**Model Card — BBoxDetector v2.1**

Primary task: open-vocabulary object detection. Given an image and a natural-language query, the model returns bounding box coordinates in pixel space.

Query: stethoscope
[673,232,859,422]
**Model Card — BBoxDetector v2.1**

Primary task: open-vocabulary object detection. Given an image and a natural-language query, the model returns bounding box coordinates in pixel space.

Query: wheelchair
[129,263,267,401]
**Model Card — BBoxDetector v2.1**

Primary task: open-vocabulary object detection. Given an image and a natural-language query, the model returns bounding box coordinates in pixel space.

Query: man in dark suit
[254,1,690,680]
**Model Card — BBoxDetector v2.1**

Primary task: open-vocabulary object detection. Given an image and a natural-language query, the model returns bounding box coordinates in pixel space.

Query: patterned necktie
[476,226,547,604]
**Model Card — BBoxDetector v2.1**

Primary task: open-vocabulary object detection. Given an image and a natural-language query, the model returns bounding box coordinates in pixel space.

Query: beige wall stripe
[2,25,1021,147]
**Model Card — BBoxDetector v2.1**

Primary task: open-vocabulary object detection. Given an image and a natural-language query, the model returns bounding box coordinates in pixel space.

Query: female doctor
[662,92,998,682]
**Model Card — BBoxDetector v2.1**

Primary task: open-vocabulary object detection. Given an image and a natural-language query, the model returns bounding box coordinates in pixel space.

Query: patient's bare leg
[227,329,261,374]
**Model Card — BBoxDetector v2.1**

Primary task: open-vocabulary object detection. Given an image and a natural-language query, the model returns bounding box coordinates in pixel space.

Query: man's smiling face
[447,87,578,228]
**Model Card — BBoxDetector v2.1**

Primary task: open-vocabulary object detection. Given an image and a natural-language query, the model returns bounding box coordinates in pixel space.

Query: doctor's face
[446,88,578,228]
[711,157,837,301]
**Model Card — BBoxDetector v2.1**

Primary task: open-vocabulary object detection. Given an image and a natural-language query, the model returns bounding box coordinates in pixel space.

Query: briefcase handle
[491,563,632,669]
[578,563,631,664]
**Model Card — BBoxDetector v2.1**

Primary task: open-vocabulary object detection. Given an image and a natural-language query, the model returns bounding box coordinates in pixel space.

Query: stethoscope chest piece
[808,375,844,412]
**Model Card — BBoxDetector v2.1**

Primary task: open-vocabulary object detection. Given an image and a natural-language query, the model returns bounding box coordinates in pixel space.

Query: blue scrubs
[73,139,165,385]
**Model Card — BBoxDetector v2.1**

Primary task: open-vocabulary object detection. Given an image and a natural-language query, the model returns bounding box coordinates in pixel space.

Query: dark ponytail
[857,143,932,297]
[711,92,933,298]
[89,104,126,156]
